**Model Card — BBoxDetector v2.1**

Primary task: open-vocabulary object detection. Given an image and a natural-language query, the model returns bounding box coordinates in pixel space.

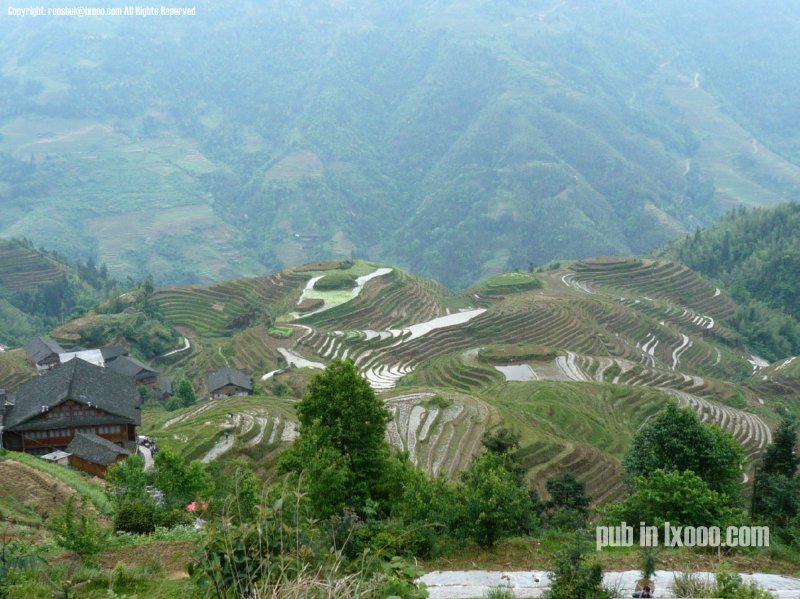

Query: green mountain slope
[661,203,800,360]
[2,1,800,286]
[0,238,120,346]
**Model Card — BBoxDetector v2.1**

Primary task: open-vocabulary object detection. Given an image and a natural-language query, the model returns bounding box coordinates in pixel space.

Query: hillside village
[0,336,255,476]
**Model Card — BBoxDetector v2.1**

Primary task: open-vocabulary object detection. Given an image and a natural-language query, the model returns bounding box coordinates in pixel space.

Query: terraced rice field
[0,349,36,390]
[153,273,299,336]
[401,349,504,391]
[513,352,772,460]
[141,396,299,463]
[137,259,785,506]
[0,240,65,290]
[490,381,670,503]
[302,268,447,329]
[567,257,736,319]
[384,391,494,477]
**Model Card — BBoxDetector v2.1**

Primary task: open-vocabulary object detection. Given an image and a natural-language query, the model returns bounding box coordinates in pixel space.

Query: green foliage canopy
[622,401,744,498]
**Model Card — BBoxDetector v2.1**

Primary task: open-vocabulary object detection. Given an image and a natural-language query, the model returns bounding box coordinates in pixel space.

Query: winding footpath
[163,336,191,357]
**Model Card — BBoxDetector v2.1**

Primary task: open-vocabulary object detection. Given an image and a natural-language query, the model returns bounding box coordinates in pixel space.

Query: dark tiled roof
[157,376,173,396]
[67,432,129,466]
[5,359,141,430]
[24,337,64,364]
[205,368,252,393]
[107,355,157,378]
[100,346,128,362]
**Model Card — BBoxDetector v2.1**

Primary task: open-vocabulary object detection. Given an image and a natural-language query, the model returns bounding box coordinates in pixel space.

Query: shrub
[114,499,157,534]
[423,394,452,409]
[314,272,357,290]
[49,496,107,558]
[544,534,612,599]
[670,572,717,598]
[605,469,746,532]
[716,567,774,599]
[485,587,516,598]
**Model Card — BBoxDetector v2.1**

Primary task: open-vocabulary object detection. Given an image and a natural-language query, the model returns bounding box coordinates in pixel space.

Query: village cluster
[0,336,253,476]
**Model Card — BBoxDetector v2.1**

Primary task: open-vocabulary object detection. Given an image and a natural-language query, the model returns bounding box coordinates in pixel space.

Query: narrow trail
[138,445,154,471]
[163,336,191,357]
[218,346,229,366]
[683,157,691,176]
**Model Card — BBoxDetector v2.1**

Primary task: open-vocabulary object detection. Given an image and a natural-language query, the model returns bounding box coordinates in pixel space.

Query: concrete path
[138,445,154,471]
[163,336,191,357]
[419,569,800,598]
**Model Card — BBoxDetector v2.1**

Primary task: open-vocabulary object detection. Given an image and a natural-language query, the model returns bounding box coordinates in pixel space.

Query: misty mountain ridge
[1,0,800,288]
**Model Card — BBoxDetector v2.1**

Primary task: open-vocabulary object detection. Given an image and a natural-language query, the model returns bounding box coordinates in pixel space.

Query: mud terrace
[419,570,800,598]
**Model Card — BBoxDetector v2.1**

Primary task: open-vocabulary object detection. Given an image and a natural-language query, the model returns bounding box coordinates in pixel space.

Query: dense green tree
[761,416,799,478]
[153,449,214,510]
[663,203,800,360]
[752,416,800,541]
[106,454,147,504]
[607,469,745,530]
[482,427,521,456]
[279,359,392,515]
[544,472,591,529]
[278,424,351,519]
[622,401,744,498]
[458,452,537,548]
[175,379,197,408]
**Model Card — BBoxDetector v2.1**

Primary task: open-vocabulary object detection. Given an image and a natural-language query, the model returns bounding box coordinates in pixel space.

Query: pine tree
[761,416,798,478]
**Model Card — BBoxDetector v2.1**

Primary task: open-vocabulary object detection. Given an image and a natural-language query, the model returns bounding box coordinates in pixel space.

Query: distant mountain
[2,1,800,287]
[661,202,800,360]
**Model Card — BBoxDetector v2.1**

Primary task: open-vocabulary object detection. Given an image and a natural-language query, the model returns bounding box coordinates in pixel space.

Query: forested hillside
[2,1,800,287]
[0,238,121,346]
[662,202,800,360]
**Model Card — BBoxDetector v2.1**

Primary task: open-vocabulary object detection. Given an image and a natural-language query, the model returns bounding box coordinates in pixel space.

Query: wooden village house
[107,355,159,389]
[66,432,130,477]
[0,358,141,457]
[205,367,253,398]
[24,336,65,372]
